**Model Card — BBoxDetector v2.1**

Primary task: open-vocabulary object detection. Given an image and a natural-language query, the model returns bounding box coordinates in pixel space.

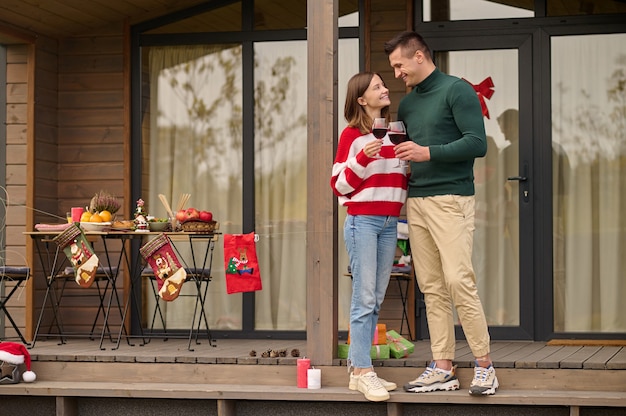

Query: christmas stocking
[53,223,99,288]
[140,234,187,302]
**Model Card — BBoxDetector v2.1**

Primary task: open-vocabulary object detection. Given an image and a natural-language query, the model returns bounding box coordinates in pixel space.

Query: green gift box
[386,330,414,358]
[337,343,390,360]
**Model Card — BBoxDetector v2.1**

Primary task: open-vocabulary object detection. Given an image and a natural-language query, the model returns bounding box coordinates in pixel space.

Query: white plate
[80,222,112,232]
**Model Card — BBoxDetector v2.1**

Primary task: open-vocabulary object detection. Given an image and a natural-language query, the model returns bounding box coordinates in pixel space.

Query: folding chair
[0,266,30,344]
[53,266,118,341]
[143,266,212,344]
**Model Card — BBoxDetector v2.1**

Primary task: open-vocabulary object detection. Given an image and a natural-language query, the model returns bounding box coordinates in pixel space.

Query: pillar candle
[307,368,321,389]
[297,358,310,388]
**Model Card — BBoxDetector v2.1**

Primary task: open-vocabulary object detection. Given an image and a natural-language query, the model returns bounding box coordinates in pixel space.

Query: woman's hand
[364,139,383,158]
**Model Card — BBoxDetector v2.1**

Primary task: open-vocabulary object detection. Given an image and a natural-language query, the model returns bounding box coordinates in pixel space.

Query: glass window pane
[253,40,308,330]
[548,0,626,16]
[551,33,626,333]
[438,49,521,326]
[143,2,242,34]
[423,0,533,21]
[142,44,243,331]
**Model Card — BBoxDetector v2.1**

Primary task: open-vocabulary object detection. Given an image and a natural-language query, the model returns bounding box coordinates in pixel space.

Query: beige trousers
[407,195,490,360]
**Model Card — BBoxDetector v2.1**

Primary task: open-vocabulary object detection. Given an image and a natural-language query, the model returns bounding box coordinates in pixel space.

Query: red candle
[297,358,310,388]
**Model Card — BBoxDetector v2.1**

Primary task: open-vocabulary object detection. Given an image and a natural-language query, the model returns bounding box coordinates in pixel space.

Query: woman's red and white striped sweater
[331,126,408,216]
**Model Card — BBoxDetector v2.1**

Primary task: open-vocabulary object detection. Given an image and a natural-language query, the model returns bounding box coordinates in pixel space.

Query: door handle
[508,162,530,202]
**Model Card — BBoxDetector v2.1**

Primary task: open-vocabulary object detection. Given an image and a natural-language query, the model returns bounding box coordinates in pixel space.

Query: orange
[99,210,112,222]
[80,211,92,222]
[89,212,103,223]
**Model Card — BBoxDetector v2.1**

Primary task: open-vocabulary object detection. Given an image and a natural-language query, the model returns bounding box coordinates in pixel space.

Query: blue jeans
[344,214,398,369]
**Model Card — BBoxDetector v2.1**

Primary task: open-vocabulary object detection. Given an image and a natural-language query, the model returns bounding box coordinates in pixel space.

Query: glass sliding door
[415,35,535,340]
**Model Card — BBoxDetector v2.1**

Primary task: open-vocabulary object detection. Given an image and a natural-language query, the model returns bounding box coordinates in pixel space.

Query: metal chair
[0,266,30,344]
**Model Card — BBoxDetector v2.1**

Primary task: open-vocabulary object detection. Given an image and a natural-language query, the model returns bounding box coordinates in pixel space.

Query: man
[384,31,498,396]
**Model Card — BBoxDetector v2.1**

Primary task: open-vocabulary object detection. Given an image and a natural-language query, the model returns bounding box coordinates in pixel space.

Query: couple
[330,31,498,402]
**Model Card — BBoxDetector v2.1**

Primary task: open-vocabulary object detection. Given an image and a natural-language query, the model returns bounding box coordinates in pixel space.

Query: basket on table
[181,220,217,233]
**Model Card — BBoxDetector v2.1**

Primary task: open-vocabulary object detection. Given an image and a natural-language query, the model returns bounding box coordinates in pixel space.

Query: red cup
[71,207,84,222]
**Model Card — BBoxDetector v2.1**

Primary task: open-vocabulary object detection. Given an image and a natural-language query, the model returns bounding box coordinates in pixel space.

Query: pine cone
[291,348,300,357]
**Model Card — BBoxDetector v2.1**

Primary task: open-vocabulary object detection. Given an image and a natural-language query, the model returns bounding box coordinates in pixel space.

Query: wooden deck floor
[27,337,626,370]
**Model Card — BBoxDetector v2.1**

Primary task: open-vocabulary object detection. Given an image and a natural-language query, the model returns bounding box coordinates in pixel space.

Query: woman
[330,72,408,402]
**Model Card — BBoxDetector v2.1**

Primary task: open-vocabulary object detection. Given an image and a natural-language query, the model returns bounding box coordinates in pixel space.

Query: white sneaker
[356,371,390,401]
[404,361,461,393]
[469,362,499,396]
[349,372,397,391]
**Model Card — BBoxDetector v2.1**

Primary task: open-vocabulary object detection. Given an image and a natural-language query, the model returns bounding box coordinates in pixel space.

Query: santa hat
[0,342,36,382]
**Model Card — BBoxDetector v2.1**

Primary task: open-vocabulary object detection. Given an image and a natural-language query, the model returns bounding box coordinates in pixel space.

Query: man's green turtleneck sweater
[397,68,487,198]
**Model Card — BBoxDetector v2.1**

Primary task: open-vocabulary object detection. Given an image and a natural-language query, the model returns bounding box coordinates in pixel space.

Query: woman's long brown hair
[344,72,390,135]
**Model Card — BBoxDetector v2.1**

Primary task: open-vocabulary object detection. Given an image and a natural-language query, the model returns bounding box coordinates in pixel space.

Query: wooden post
[306,0,338,366]
[56,396,78,416]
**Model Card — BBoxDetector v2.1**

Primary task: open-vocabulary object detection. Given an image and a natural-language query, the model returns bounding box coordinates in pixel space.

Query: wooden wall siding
[3,44,30,340]
[57,23,126,215]
[46,23,128,336]
[368,0,413,118]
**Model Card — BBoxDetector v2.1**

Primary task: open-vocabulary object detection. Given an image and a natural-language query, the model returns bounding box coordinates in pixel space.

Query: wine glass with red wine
[371,118,387,158]
[388,121,408,168]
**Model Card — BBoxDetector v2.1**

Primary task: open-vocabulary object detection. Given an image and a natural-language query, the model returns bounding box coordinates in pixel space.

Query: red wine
[389,133,407,145]
[372,128,387,139]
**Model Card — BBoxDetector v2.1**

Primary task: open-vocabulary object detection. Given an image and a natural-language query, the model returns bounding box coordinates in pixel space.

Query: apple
[199,210,213,222]
[175,209,186,223]
[184,207,200,222]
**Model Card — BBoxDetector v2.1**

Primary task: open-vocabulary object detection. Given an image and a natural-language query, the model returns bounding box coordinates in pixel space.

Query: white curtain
[552,34,626,332]
[146,45,244,330]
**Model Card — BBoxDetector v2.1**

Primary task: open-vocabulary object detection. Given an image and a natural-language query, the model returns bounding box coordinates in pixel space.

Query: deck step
[28,360,626,393]
[2,381,625,407]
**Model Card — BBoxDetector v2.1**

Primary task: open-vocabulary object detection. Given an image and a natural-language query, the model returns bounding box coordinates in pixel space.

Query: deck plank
[583,346,622,369]
[607,347,626,370]
[497,342,548,368]
[561,346,603,369]
[536,345,582,369]
[516,344,565,369]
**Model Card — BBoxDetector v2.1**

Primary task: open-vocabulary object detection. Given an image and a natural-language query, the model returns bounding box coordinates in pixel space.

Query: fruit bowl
[80,222,112,232]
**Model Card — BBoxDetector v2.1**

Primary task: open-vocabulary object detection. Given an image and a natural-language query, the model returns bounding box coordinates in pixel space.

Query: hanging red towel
[223,232,263,294]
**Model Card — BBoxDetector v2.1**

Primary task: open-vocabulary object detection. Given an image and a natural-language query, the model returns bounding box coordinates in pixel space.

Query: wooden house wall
[2,22,129,340]
[46,23,128,336]
[3,43,31,339]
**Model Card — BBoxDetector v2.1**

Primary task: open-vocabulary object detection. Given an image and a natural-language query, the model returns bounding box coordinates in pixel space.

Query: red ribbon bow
[463,76,494,119]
